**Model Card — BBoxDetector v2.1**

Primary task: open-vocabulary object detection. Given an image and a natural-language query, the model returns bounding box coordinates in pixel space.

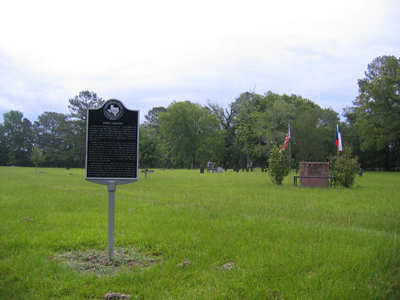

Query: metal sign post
[107,181,116,259]
[85,99,139,260]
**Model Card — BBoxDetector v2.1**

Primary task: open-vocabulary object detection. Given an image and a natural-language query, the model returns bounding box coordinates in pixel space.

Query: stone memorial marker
[299,162,329,188]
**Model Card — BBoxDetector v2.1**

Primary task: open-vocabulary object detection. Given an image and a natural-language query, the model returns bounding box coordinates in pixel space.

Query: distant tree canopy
[67,91,104,167]
[158,101,225,168]
[1,56,399,170]
[346,55,400,170]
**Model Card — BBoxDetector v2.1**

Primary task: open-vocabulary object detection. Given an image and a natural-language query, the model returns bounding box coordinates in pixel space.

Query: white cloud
[0,0,399,122]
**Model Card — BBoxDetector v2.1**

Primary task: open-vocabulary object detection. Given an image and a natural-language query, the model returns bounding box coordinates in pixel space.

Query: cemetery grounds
[0,167,399,299]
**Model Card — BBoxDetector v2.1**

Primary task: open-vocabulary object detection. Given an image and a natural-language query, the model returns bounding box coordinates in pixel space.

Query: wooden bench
[293,176,337,187]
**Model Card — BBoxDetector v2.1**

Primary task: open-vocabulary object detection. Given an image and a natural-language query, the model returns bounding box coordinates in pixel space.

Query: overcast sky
[1,0,399,124]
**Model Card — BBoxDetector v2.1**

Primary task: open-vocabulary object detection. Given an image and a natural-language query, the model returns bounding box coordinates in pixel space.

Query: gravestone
[299,162,329,188]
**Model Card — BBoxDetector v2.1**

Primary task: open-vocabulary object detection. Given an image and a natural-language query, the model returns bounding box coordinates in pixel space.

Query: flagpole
[280,123,291,185]
[335,123,342,162]
[337,124,340,163]
[289,123,292,186]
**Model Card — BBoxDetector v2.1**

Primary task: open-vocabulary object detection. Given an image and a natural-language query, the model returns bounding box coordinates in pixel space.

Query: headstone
[207,162,212,172]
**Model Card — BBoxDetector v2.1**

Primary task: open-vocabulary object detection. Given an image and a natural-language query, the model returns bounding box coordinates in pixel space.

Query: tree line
[0,91,105,168]
[1,55,399,171]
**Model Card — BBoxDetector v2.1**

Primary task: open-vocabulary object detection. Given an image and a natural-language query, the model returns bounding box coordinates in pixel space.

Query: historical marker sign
[85,98,139,259]
[85,99,139,185]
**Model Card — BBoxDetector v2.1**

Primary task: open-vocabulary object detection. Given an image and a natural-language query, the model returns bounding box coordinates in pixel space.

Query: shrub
[328,147,360,188]
[30,146,46,172]
[267,147,290,185]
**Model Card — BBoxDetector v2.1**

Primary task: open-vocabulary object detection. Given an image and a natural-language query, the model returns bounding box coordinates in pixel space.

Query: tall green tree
[207,101,237,168]
[0,124,9,165]
[139,124,161,178]
[143,107,167,129]
[33,112,70,167]
[342,106,386,170]
[2,110,32,166]
[353,55,400,170]
[229,90,275,169]
[159,101,225,168]
[143,107,172,168]
[258,94,296,164]
[235,96,266,168]
[67,91,104,167]
[33,112,68,148]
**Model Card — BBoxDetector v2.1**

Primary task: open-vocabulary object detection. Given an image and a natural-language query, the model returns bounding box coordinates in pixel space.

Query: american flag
[279,125,291,153]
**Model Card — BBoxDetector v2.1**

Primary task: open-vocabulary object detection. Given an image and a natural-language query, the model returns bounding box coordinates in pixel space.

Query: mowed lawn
[0,167,399,299]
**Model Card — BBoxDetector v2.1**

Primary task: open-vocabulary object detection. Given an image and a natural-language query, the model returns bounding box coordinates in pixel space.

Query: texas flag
[335,124,343,153]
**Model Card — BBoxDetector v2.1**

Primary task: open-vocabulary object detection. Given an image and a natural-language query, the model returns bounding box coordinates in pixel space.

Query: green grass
[0,167,400,299]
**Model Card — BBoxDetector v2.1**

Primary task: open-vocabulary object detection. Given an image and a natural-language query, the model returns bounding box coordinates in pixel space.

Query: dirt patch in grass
[54,247,160,275]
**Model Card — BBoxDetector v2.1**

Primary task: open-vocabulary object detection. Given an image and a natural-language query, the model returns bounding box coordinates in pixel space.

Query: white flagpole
[289,123,291,186]
[337,124,340,162]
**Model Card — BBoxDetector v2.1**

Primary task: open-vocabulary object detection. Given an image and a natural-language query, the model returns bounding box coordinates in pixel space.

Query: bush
[267,147,290,185]
[328,147,360,188]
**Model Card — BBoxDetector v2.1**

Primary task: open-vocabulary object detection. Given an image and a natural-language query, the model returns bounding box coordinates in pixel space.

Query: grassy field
[0,167,400,299]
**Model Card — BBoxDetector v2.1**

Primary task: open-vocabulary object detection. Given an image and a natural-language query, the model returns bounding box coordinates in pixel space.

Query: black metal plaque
[85,99,139,185]
[307,165,322,176]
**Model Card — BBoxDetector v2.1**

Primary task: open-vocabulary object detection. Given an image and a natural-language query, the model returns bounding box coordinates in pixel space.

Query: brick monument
[299,162,330,188]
